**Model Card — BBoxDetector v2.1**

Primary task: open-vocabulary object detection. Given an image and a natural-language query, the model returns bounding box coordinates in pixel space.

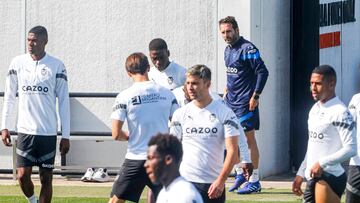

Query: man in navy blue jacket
[219,16,269,194]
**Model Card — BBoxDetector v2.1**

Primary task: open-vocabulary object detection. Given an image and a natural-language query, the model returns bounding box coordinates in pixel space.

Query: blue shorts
[239,108,260,132]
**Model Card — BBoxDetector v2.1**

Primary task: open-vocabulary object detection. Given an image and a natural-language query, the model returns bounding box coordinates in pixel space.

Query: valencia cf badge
[167,77,174,84]
[41,68,47,76]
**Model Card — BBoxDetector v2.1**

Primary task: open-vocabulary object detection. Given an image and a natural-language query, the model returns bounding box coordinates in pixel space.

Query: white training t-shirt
[171,86,251,163]
[170,100,240,183]
[156,176,203,203]
[148,61,186,90]
[111,81,178,160]
[297,96,356,179]
[349,93,360,166]
[1,53,70,138]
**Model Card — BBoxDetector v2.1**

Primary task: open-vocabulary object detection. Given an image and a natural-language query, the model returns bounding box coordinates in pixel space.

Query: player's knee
[245,133,257,147]
[17,169,31,183]
[108,196,123,203]
[39,172,53,185]
[17,173,31,183]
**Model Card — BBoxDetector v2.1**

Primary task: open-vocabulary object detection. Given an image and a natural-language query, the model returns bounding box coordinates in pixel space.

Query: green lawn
[0,185,305,203]
[0,196,301,203]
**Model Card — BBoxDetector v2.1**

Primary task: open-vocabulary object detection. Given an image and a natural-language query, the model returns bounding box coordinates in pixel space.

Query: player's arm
[348,95,359,122]
[222,87,228,100]
[169,109,182,140]
[1,62,19,147]
[249,49,268,95]
[249,92,260,111]
[55,64,70,155]
[111,119,128,141]
[208,135,238,199]
[238,128,251,163]
[317,111,357,170]
[169,96,179,121]
[111,96,128,141]
[246,47,269,111]
[292,175,304,196]
[292,154,306,196]
[238,129,253,179]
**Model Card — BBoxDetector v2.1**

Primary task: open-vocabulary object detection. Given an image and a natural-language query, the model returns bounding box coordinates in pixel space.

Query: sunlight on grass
[0,185,307,202]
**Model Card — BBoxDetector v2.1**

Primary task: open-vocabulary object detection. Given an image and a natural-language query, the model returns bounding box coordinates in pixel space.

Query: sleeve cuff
[61,134,70,139]
[318,159,327,168]
[296,170,305,178]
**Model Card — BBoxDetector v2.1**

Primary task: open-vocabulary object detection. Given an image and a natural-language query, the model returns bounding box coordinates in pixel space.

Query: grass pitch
[0,185,305,203]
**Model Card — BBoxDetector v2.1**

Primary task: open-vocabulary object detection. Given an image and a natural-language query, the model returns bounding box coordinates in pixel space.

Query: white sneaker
[92,168,110,182]
[81,168,95,182]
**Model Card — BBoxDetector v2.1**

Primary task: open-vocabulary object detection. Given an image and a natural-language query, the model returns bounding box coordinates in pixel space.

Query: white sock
[26,194,37,203]
[249,169,259,182]
[235,164,243,175]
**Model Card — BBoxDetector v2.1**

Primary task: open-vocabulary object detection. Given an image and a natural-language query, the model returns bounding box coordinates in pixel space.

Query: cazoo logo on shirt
[226,67,238,74]
[22,85,49,94]
[184,127,219,139]
[185,127,218,134]
[309,131,324,140]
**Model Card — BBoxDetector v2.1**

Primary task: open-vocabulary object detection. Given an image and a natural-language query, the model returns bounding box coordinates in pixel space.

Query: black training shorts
[303,171,346,203]
[16,133,57,169]
[346,165,360,203]
[191,182,225,203]
[110,159,161,202]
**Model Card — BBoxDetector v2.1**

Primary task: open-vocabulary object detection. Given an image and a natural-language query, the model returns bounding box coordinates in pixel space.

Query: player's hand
[249,97,259,111]
[117,131,129,141]
[222,87,228,100]
[292,175,304,196]
[60,138,70,155]
[241,163,254,180]
[310,162,323,178]
[208,178,225,199]
[1,129,12,147]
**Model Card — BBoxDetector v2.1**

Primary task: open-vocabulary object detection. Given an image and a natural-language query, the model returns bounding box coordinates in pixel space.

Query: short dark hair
[29,26,48,40]
[219,16,239,30]
[149,38,168,51]
[148,133,183,164]
[125,52,149,75]
[187,64,211,81]
[312,64,337,83]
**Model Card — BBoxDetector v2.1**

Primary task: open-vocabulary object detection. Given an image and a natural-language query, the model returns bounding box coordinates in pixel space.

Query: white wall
[256,0,291,177]
[217,0,291,177]
[319,0,360,104]
[0,0,24,170]
[0,0,291,178]
[0,0,219,169]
